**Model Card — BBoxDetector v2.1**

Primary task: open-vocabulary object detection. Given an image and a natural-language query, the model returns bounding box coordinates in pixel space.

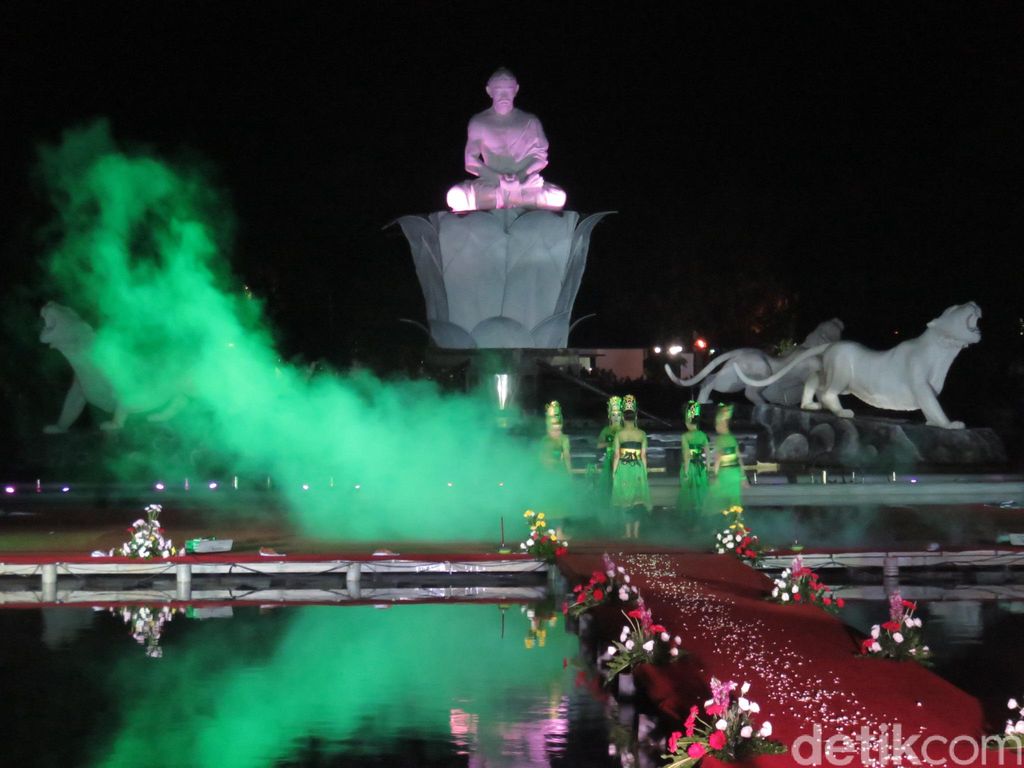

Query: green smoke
[38,120,578,540]
[92,604,578,768]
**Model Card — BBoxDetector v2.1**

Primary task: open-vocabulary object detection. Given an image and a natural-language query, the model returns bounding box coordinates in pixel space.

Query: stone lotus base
[395,209,610,349]
[746,403,1007,468]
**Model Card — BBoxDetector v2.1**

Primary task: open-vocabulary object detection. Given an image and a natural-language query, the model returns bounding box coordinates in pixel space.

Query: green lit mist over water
[89,605,579,768]
[38,121,576,539]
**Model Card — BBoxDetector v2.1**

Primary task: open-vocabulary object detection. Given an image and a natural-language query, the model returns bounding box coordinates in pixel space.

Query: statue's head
[40,301,93,351]
[926,301,982,347]
[486,68,519,115]
[804,318,844,347]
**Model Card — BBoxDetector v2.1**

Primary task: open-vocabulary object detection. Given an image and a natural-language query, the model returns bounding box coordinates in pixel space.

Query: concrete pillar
[41,563,57,602]
[176,563,192,601]
[346,562,362,599]
[883,556,899,595]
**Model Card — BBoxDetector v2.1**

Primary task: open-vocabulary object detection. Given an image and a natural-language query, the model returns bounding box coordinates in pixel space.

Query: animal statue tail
[732,344,831,388]
[664,349,743,387]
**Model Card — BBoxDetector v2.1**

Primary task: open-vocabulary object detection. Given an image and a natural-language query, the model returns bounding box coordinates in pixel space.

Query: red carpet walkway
[560,553,999,767]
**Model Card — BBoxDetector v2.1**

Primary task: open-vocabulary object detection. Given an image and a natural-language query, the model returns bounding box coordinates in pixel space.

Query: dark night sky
[2,1,1023,365]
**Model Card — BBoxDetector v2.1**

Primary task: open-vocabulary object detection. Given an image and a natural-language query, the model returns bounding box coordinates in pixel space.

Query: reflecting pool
[0,602,624,768]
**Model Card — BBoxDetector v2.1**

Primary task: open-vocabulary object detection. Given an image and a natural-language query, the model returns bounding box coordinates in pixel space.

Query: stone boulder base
[748,404,1006,468]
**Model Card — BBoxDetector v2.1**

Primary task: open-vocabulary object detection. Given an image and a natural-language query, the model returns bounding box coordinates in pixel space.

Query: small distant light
[694,337,708,351]
[668,344,683,356]
[709,349,716,355]
[447,482,454,487]
[653,346,662,354]
[353,484,361,490]
[910,478,918,484]
[61,486,70,493]
[498,482,504,487]
[301,484,309,491]
[208,482,218,490]
[155,482,165,491]
[3,486,14,494]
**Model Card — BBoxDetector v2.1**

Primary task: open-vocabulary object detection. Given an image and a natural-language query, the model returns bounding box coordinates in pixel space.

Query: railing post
[41,563,58,602]
[176,563,192,601]
[346,562,362,599]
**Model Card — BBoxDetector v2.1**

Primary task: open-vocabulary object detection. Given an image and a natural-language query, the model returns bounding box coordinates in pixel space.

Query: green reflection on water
[92,603,577,768]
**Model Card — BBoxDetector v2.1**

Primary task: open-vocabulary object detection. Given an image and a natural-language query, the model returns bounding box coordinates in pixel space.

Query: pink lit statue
[447,68,567,212]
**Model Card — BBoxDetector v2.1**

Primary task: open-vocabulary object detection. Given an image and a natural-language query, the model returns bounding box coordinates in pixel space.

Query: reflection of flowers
[769,555,843,613]
[859,591,931,665]
[520,510,568,564]
[112,605,182,658]
[604,698,640,764]
[662,679,784,766]
[110,504,177,558]
[522,602,559,649]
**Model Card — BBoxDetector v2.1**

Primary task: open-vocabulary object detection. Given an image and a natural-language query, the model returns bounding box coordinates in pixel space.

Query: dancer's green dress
[677,429,710,514]
[597,422,621,492]
[540,434,571,472]
[539,400,572,473]
[597,396,624,498]
[711,432,743,512]
[612,437,652,513]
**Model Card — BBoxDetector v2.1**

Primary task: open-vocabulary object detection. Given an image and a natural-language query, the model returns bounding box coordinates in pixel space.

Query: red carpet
[560,553,997,767]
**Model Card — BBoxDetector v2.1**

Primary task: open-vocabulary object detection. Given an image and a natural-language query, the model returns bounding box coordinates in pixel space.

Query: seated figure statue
[447,68,567,212]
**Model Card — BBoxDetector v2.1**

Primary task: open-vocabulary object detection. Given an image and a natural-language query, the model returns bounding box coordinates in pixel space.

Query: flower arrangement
[769,555,844,613]
[859,590,931,665]
[564,554,640,618]
[520,509,568,563]
[112,604,181,658]
[715,506,762,565]
[1002,697,1024,745]
[604,600,684,682]
[110,504,177,559]
[566,569,612,618]
[662,678,784,766]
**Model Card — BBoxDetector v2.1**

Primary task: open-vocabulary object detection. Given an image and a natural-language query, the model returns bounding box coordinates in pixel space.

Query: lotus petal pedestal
[396,209,610,349]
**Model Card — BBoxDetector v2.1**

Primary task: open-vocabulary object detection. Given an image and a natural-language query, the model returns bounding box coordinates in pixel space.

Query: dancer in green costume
[677,400,709,515]
[596,396,623,496]
[539,400,572,473]
[710,403,746,512]
[612,394,652,539]
[538,400,572,535]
